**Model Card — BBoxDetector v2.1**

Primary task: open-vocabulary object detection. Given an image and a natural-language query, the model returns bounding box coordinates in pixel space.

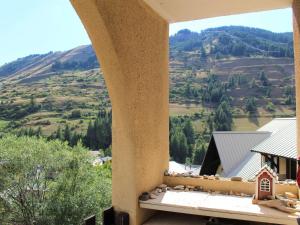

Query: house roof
[257,118,296,135]
[227,152,262,180]
[252,119,296,159]
[212,131,271,177]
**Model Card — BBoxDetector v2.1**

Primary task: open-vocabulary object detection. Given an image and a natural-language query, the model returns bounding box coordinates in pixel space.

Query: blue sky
[0,0,293,66]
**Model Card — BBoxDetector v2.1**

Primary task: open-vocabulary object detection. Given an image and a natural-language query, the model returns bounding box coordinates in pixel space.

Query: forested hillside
[0,26,296,164]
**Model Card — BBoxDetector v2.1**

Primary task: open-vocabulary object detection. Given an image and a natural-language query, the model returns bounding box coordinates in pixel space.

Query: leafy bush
[0,136,111,225]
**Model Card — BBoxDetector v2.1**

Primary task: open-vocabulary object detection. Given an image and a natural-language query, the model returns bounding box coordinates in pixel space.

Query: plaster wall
[70,1,169,224]
[279,158,287,176]
[293,0,300,158]
[164,176,298,196]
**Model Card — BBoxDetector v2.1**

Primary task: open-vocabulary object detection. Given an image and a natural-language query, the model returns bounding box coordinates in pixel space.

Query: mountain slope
[0,45,98,80]
[0,26,295,137]
[170,26,293,58]
[0,26,294,81]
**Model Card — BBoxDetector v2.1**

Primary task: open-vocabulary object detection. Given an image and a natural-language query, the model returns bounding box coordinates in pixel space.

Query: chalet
[200,118,296,180]
[252,118,297,180]
[200,131,271,179]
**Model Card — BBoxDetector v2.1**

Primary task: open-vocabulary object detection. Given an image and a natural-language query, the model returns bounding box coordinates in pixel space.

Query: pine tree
[259,71,269,86]
[36,127,42,137]
[70,132,80,147]
[193,141,206,165]
[207,113,214,134]
[214,101,233,131]
[86,121,96,149]
[170,128,189,163]
[200,44,207,62]
[55,126,63,140]
[183,119,195,145]
[184,83,192,98]
[245,97,257,114]
[64,124,71,143]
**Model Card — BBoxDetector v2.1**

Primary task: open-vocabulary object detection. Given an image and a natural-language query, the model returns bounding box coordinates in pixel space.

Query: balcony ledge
[140,190,299,225]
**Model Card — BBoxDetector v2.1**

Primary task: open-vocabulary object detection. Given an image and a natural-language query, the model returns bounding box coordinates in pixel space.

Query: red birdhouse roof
[255,165,278,180]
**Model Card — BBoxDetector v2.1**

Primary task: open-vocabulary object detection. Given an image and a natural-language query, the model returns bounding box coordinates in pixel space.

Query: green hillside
[0,26,296,150]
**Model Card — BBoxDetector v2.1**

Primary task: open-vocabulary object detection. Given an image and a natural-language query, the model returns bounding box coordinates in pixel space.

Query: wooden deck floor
[140,190,300,225]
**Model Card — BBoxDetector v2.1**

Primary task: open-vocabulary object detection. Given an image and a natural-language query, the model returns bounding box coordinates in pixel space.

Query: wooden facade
[262,155,296,180]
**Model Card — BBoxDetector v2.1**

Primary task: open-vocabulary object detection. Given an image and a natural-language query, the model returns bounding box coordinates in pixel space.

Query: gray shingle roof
[212,131,271,177]
[257,118,296,135]
[252,120,296,159]
[226,152,261,180]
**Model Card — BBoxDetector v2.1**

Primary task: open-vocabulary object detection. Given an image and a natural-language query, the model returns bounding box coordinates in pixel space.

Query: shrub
[266,102,275,112]
[0,136,111,225]
[70,110,82,119]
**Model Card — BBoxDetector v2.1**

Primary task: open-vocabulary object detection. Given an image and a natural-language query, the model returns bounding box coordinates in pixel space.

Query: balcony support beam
[293,0,300,158]
[70,1,169,224]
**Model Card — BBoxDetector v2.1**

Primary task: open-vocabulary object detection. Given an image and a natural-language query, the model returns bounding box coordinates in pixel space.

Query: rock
[152,190,160,196]
[158,184,168,188]
[229,190,234,195]
[139,192,150,201]
[191,174,200,178]
[150,194,157,199]
[203,175,208,179]
[164,170,170,176]
[157,188,162,193]
[194,186,203,191]
[174,185,185,190]
[285,200,297,208]
[215,174,220,180]
[158,184,167,189]
[231,176,242,181]
[267,195,275,200]
[184,187,189,192]
[285,192,298,199]
[208,175,215,180]
[247,178,255,182]
[257,199,300,213]
[175,173,182,177]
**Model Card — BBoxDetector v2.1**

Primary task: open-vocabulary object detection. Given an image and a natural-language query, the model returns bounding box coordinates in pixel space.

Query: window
[260,178,270,192]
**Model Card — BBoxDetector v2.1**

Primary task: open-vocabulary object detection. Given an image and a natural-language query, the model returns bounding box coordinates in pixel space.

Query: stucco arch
[70,0,169,224]
[70,0,300,224]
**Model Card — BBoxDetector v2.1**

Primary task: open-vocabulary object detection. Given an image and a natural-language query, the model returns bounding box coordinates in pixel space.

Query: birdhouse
[255,165,278,200]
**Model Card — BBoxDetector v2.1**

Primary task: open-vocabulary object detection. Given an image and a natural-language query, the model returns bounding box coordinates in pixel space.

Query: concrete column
[293,0,300,158]
[70,1,169,224]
